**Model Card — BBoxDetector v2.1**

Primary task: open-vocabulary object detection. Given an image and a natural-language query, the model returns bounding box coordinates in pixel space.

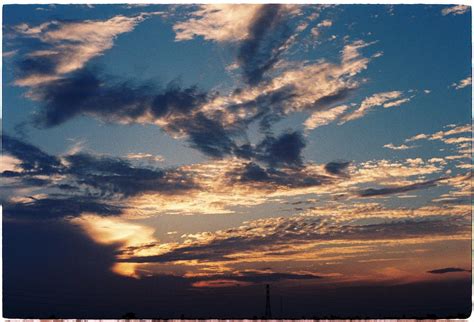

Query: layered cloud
[4,5,471,291]
[3,128,471,283]
[113,209,469,282]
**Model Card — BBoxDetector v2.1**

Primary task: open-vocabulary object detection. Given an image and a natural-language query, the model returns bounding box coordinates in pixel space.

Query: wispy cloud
[441,5,470,16]
[406,124,471,143]
[173,4,266,42]
[304,105,349,130]
[340,91,412,123]
[12,12,160,87]
[357,177,445,197]
[451,76,472,90]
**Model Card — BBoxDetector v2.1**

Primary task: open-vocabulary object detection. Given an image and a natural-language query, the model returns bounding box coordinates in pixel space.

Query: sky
[1,3,472,319]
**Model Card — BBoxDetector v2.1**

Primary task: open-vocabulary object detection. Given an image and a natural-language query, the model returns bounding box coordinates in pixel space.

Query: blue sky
[2,4,472,318]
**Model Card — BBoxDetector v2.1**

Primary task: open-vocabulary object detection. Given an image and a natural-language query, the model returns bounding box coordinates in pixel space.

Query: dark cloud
[427,267,471,274]
[31,68,208,128]
[226,85,298,133]
[2,134,62,176]
[234,162,330,188]
[237,4,294,85]
[234,271,322,283]
[19,67,245,159]
[257,131,306,167]
[169,112,237,158]
[2,136,197,219]
[16,55,57,79]
[64,153,196,198]
[325,161,351,176]
[196,270,322,284]
[4,218,472,318]
[357,177,445,197]
[311,87,355,110]
[6,218,470,318]
[3,197,122,219]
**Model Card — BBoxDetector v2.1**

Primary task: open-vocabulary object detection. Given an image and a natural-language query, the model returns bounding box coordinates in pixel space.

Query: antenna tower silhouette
[265,284,272,319]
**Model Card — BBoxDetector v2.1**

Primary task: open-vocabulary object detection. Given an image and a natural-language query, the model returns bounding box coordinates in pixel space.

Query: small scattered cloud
[310,19,333,38]
[383,143,416,150]
[406,124,471,144]
[126,153,164,163]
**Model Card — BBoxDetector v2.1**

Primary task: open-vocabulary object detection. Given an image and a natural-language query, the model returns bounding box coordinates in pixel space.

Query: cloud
[340,91,412,123]
[25,68,241,158]
[191,270,322,287]
[173,4,310,85]
[427,267,470,274]
[12,13,159,87]
[64,153,196,198]
[3,50,18,58]
[2,134,62,176]
[170,112,238,158]
[201,40,373,131]
[173,4,301,84]
[304,105,350,130]
[3,196,122,220]
[13,37,373,160]
[2,135,197,214]
[310,19,333,38]
[126,153,164,163]
[232,162,331,188]
[324,161,351,176]
[173,4,265,42]
[29,68,207,127]
[70,214,161,277]
[406,124,471,143]
[451,76,472,90]
[383,143,416,150]
[441,5,470,16]
[119,214,468,265]
[236,4,299,85]
[357,177,445,197]
[256,131,306,167]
